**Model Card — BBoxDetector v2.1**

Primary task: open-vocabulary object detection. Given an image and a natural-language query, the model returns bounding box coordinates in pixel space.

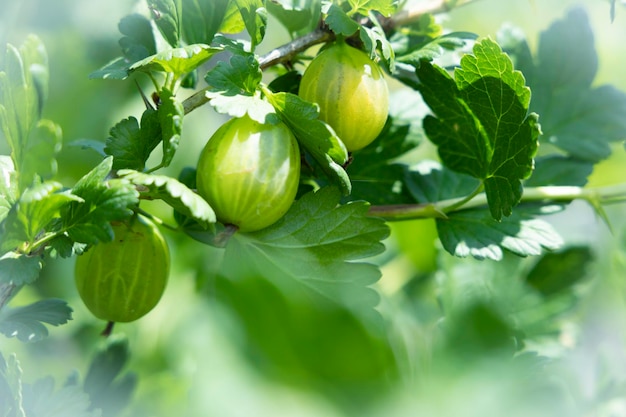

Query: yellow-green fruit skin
[75,217,170,323]
[196,115,300,232]
[299,41,389,151]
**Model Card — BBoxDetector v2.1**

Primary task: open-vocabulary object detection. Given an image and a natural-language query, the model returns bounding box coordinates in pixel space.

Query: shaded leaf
[118,169,216,229]
[417,39,540,220]
[346,119,418,205]
[525,246,593,297]
[182,0,230,44]
[157,89,184,168]
[0,156,18,223]
[83,336,136,417]
[118,13,156,62]
[502,8,626,162]
[265,91,351,194]
[0,299,72,342]
[0,354,25,417]
[437,209,563,260]
[22,376,100,417]
[148,0,182,47]
[234,0,267,50]
[0,251,42,286]
[266,0,321,36]
[525,155,594,187]
[404,160,480,203]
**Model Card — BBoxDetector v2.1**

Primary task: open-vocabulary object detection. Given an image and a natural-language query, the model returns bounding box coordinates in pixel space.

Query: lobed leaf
[118,13,157,62]
[61,157,139,245]
[323,2,359,36]
[417,38,540,220]
[105,109,161,171]
[204,53,275,122]
[265,91,351,194]
[0,353,24,417]
[118,169,216,229]
[0,251,42,287]
[501,8,626,162]
[0,299,72,342]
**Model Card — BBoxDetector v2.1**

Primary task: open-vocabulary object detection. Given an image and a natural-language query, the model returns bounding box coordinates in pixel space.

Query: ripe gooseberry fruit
[196,115,300,232]
[298,41,389,151]
[75,216,170,323]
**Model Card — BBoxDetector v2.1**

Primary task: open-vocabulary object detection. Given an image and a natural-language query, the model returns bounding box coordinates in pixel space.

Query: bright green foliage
[157,88,184,169]
[182,0,231,44]
[60,157,139,245]
[148,0,182,47]
[105,110,161,171]
[417,38,540,220]
[130,44,221,79]
[266,91,351,194]
[204,52,275,122]
[0,299,72,342]
[347,0,396,16]
[0,35,62,194]
[118,169,216,229]
[324,2,360,36]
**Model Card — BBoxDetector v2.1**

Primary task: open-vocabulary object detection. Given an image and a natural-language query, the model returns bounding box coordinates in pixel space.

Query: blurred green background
[2,0,626,416]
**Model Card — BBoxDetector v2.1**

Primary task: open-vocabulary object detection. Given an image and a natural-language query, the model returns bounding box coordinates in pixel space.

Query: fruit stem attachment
[101,321,115,337]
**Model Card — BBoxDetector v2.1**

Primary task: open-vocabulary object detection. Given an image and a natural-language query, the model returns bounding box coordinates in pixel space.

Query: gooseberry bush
[2,0,626,415]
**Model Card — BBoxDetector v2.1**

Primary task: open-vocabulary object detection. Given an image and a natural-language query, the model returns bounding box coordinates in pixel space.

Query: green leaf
[359,23,394,70]
[436,209,563,260]
[0,156,18,223]
[0,35,62,193]
[0,181,81,252]
[346,119,417,205]
[347,0,396,16]
[204,53,275,122]
[395,32,478,67]
[219,1,247,34]
[182,0,230,44]
[417,38,540,220]
[83,336,137,417]
[0,354,25,417]
[157,88,184,168]
[404,160,480,204]
[216,187,395,390]
[22,376,100,417]
[61,157,139,244]
[233,0,267,50]
[404,161,563,260]
[0,251,42,286]
[234,187,388,316]
[266,0,322,37]
[129,43,222,78]
[323,2,359,36]
[525,155,593,187]
[88,14,157,80]
[525,246,593,297]
[148,0,182,47]
[265,91,351,194]
[118,13,157,62]
[105,109,161,171]
[503,8,626,162]
[0,299,72,342]
[118,169,216,229]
